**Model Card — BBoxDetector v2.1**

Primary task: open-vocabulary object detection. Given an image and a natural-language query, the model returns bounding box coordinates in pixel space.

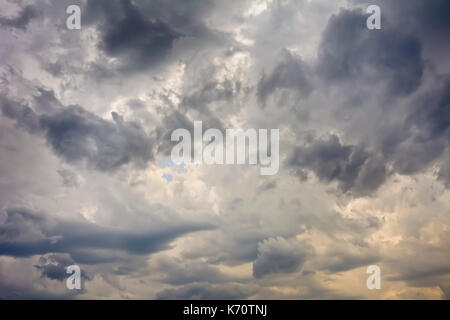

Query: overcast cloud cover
[0,0,449,299]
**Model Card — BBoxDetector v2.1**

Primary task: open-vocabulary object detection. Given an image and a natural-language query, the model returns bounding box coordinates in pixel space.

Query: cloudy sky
[0,0,449,299]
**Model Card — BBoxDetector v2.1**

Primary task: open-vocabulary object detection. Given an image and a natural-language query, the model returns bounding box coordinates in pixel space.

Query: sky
[0,0,449,299]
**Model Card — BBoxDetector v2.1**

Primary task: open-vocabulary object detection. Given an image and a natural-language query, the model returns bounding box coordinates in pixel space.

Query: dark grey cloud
[374,0,450,64]
[410,76,450,140]
[288,134,387,195]
[253,237,307,279]
[42,108,155,171]
[317,8,423,98]
[82,0,228,80]
[0,96,41,133]
[0,94,156,172]
[377,75,450,178]
[34,254,88,282]
[0,5,36,30]
[257,50,313,107]
[285,5,447,192]
[381,0,450,32]
[0,207,213,264]
[85,0,181,72]
[85,0,214,34]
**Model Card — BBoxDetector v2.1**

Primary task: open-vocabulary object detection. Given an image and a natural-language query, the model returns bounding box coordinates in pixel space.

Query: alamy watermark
[366,5,381,30]
[66,5,81,30]
[66,265,81,290]
[366,265,381,290]
[171,121,279,175]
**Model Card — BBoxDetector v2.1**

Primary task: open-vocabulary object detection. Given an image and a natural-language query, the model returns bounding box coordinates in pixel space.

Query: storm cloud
[1,95,156,172]
[92,0,181,71]
[317,8,424,97]
[0,207,213,264]
[0,0,449,299]
[288,134,387,195]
